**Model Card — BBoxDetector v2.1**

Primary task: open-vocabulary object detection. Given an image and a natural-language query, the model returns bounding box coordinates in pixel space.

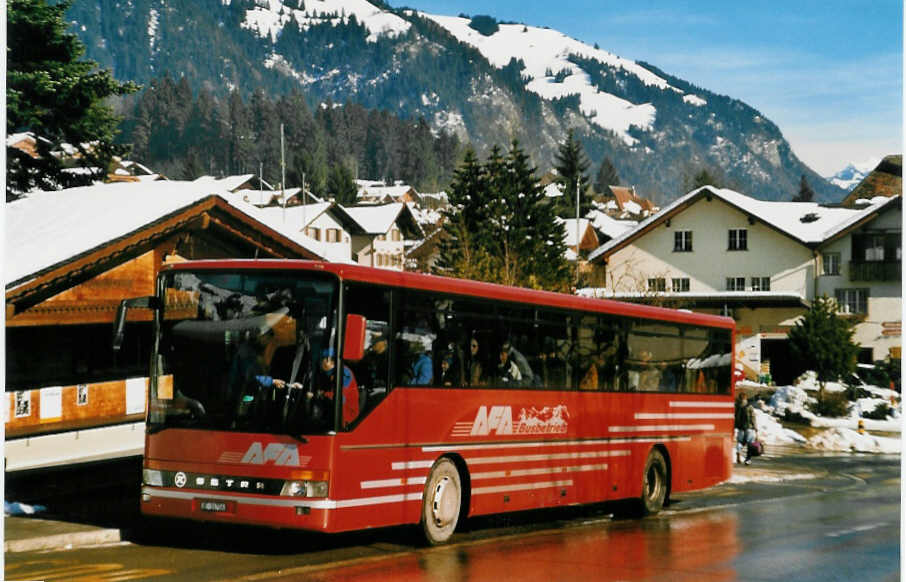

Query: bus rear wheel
[421,458,462,545]
[640,449,668,516]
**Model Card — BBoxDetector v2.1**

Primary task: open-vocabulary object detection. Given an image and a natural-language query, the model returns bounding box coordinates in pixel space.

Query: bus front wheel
[640,449,668,516]
[421,458,462,545]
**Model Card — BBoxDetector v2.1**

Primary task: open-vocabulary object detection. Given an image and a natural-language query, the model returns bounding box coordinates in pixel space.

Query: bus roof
[162,259,735,330]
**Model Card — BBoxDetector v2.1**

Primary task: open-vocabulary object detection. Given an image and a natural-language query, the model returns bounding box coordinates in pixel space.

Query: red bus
[116,260,735,544]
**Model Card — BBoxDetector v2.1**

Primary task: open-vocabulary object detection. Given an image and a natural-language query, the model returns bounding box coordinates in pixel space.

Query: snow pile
[753,408,806,444]
[807,427,901,454]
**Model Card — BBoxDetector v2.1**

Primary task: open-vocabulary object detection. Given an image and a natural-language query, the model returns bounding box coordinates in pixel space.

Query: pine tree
[6,0,138,197]
[553,129,592,218]
[793,174,816,202]
[327,164,357,204]
[437,144,570,291]
[787,296,860,394]
[594,157,620,196]
[504,140,570,291]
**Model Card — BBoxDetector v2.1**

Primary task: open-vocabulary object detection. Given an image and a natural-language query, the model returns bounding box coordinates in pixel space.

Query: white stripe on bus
[635,413,733,420]
[391,460,436,470]
[472,463,608,480]
[669,401,734,408]
[143,486,423,510]
[422,436,689,453]
[608,424,715,432]
[465,449,629,465]
[472,479,574,495]
[360,477,426,489]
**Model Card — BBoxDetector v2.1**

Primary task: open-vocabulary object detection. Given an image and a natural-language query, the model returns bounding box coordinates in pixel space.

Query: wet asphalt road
[4,450,901,581]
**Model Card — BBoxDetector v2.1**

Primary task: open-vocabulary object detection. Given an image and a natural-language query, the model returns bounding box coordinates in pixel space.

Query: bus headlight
[281,480,328,498]
[143,469,164,487]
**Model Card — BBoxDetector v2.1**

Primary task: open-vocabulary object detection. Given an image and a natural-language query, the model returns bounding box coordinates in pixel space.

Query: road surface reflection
[297,511,739,582]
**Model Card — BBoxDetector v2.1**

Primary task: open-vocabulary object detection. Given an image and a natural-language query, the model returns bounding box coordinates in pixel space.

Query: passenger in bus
[496,344,523,385]
[637,351,661,392]
[466,337,484,386]
[359,330,389,394]
[501,341,534,385]
[318,348,360,427]
[438,350,460,386]
[409,346,434,385]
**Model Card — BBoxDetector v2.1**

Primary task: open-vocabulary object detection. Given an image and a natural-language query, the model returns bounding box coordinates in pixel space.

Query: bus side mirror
[113,296,161,351]
[343,314,367,362]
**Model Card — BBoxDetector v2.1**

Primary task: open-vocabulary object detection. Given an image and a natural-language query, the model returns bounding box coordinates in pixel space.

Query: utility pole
[280,123,286,224]
[576,175,581,289]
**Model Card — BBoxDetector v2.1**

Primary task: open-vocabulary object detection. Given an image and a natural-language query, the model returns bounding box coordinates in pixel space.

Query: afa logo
[240,442,301,466]
[468,405,570,436]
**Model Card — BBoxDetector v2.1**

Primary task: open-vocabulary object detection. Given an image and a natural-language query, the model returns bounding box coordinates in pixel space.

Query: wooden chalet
[5,182,321,441]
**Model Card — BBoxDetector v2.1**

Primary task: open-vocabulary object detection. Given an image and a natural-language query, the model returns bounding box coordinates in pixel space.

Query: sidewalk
[4,515,121,553]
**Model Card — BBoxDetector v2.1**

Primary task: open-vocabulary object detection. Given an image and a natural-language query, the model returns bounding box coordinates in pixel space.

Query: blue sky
[397,0,902,175]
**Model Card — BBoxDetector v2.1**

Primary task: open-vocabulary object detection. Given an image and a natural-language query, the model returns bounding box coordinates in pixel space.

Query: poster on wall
[40,386,63,421]
[125,377,147,415]
[14,391,31,418]
[77,384,89,406]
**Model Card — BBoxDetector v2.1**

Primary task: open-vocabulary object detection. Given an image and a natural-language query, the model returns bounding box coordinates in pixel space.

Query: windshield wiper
[286,433,309,444]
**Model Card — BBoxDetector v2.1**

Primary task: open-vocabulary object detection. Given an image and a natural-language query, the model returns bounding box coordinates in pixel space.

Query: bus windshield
[151,270,339,436]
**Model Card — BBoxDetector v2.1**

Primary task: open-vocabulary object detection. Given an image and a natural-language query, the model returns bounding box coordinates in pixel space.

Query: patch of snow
[148,8,159,52]
[420,14,668,144]
[727,471,815,484]
[241,0,410,44]
[683,94,706,107]
[807,427,901,453]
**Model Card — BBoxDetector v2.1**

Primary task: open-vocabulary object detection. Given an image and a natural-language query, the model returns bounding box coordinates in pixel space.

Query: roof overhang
[6,196,321,313]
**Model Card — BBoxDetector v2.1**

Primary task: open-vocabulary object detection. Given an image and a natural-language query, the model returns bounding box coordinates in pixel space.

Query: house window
[305,227,321,241]
[647,278,666,292]
[822,253,841,276]
[835,288,868,314]
[751,277,771,291]
[726,277,745,291]
[728,229,747,251]
[377,234,386,241]
[671,278,690,292]
[326,228,340,243]
[391,228,401,242]
[864,235,885,261]
[673,231,693,252]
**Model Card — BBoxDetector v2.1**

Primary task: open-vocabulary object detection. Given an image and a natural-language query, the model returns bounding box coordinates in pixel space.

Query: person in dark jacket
[734,394,758,464]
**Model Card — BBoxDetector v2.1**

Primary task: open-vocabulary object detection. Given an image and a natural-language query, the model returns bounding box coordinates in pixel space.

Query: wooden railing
[849,261,901,282]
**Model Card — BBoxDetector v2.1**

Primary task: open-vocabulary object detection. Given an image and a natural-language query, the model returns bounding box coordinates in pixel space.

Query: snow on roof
[343,202,407,234]
[242,0,410,44]
[557,218,591,248]
[358,184,415,199]
[420,14,686,146]
[590,187,897,261]
[543,182,563,198]
[6,181,323,287]
[587,210,637,239]
[253,202,333,230]
[6,132,35,146]
[193,174,271,192]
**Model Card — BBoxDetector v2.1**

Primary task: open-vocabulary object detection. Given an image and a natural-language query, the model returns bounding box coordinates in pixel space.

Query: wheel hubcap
[432,476,457,527]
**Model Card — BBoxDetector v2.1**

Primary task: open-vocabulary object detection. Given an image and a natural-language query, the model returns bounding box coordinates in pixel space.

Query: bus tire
[640,449,668,516]
[421,457,462,545]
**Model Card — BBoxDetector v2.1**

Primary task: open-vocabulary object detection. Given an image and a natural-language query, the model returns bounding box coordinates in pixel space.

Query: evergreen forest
[118,75,462,197]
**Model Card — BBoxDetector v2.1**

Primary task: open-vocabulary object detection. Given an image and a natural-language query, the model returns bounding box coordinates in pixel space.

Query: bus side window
[344,283,392,415]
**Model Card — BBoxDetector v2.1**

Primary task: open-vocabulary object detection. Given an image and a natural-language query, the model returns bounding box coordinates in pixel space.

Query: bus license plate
[199,500,230,512]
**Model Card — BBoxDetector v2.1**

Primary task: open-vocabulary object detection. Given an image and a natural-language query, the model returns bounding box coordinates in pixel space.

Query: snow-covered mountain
[67,0,846,204]
[826,160,878,191]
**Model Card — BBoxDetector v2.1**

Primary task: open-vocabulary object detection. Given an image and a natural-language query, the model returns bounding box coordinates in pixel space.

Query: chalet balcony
[849,260,901,282]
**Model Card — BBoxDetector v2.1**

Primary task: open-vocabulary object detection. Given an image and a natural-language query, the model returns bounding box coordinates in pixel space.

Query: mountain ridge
[66,0,846,204]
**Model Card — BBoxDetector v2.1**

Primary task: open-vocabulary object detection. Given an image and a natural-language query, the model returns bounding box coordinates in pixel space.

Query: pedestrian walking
[734,393,757,465]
